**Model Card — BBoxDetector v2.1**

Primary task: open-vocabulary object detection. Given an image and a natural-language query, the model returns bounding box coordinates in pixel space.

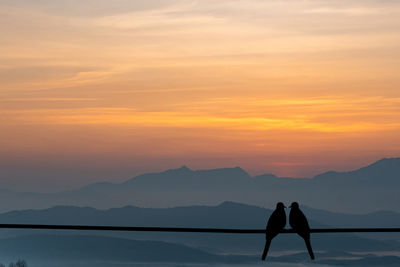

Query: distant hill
[0,158,399,213]
[0,234,252,263]
[2,234,400,266]
[314,157,400,185]
[1,202,399,253]
[270,251,400,266]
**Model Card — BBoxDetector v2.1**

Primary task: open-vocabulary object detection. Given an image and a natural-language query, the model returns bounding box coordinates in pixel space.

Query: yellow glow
[3,96,400,134]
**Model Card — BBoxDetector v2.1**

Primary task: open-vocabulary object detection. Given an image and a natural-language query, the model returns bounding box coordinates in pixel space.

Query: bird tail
[305,238,315,260]
[261,239,272,261]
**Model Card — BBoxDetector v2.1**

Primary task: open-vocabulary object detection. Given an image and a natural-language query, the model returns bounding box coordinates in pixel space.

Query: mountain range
[1,201,400,253]
[1,202,400,266]
[0,234,251,263]
[2,234,400,266]
[0,157,399,213]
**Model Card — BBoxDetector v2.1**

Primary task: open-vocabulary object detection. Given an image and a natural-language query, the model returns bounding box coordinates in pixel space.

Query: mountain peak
[217,201,261,209]
[351,157,400,174]
[314,157,400,179]
[350,157,400,179]
[366,157,400,168]
[179,165,191,171]
[164,165,192,173]
[194,166,250,179]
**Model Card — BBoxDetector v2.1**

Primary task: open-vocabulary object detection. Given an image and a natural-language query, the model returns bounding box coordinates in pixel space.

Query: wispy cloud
[0,0,180,17]
[304,7,383,16]
[3,96,400,134]
[0,97,97,102]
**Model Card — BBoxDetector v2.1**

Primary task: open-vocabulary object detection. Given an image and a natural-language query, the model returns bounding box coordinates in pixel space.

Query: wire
[1,224,400,234]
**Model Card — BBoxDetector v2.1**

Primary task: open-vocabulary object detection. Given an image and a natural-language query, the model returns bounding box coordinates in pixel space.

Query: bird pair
[261,202,315,261]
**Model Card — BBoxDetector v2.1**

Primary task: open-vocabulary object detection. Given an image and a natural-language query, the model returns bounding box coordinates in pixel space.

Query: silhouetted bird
[261,202,286,260]
[289,202,315,260]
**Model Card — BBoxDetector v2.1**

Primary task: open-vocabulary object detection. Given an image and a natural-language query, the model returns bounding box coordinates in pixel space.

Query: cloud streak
[3,96,400,134]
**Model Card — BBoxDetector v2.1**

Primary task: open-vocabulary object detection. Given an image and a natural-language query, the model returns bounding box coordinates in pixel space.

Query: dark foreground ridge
[1,224,400,233]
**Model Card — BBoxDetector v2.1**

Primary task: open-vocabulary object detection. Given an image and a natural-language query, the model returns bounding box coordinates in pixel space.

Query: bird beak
[284,205,287,208]
[288,205,292,208]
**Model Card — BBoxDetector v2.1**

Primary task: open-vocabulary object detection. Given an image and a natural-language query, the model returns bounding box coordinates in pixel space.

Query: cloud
[0,65,120,93]
[0,0,179,17]
[0,97,97,102]
[304,7,383,16]
[0,66,95,83]
[91,6,225,31]
[3,96,400,134]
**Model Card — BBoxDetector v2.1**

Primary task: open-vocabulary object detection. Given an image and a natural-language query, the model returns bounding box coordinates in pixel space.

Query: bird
[289,202,315,260]
[261,202,286,260]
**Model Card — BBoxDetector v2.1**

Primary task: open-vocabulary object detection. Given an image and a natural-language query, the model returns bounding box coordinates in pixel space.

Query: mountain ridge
[93,157,400,186]
[1,201,400,254]
[80,157,400,191]
[0,157,399,213]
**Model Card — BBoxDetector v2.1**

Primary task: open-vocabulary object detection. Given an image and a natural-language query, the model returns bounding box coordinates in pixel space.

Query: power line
[1,224,400,234]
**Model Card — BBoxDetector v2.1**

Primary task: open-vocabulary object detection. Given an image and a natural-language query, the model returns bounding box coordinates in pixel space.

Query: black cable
[1,224,399,234]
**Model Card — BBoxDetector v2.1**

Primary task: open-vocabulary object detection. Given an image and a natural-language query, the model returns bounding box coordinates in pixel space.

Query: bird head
[289,202,299,209]
[276,202,286,209]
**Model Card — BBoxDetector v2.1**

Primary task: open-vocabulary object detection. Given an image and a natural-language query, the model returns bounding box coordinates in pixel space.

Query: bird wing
[290,209,310,239]
[266,209,286,236]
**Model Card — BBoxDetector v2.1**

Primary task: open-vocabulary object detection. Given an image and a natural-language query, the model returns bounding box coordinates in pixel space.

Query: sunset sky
[1,0,400,192]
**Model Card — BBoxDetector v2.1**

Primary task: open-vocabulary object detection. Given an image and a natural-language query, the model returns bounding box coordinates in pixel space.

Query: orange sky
[1,0,400,191]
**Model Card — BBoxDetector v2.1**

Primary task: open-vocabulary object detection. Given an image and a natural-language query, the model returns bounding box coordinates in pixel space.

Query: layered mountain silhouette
[2,234,400,266]
[0,234,251,263]
[0,158,399,213]
[1,202,400,253]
